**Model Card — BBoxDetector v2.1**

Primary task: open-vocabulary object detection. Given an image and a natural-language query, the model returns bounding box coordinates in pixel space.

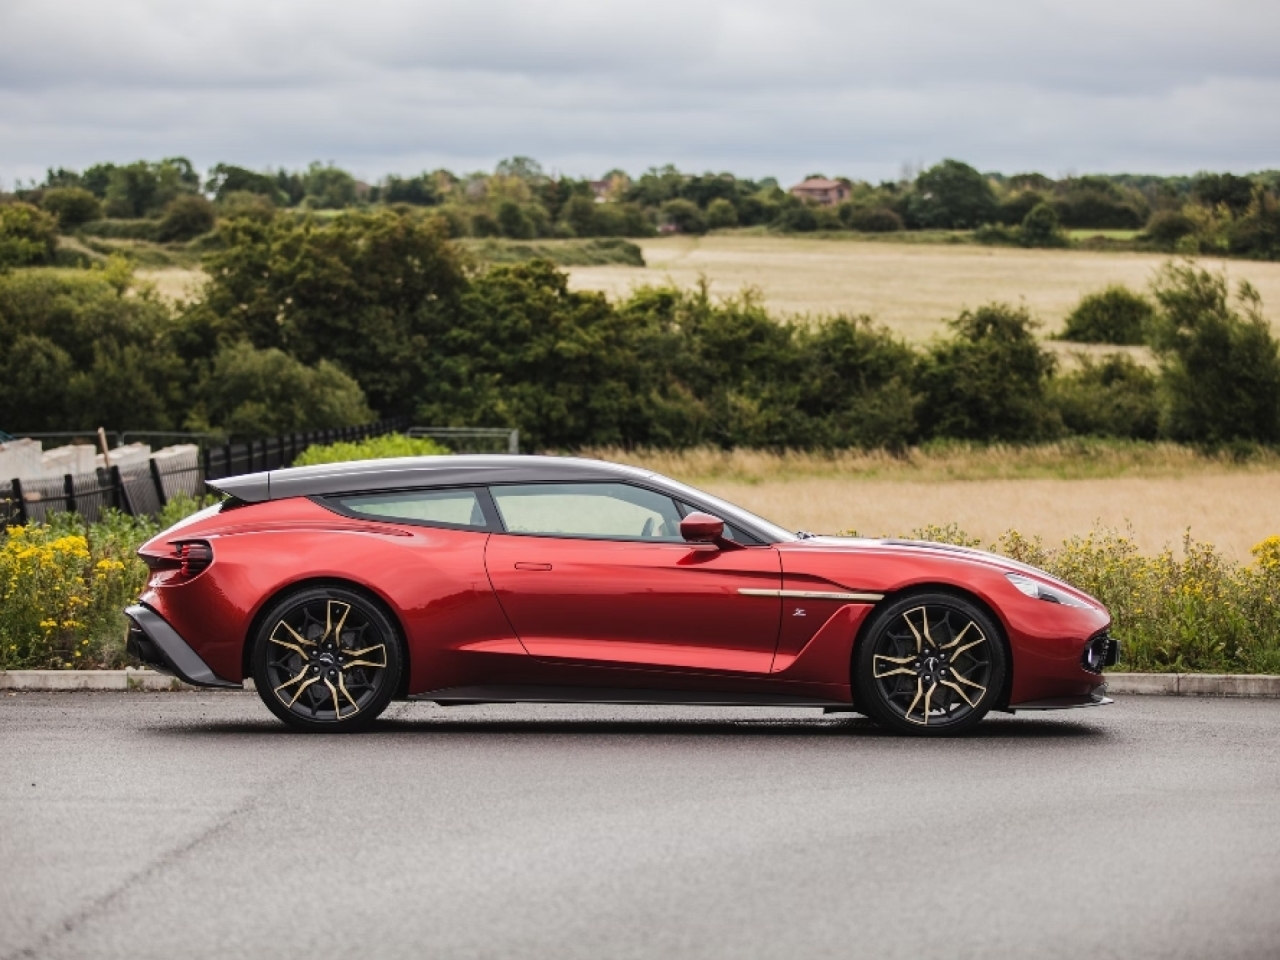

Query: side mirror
[680,512,741,550]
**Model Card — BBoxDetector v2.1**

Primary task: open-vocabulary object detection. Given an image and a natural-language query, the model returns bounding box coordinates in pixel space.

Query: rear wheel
[853,592,1006,736]
[252,587,402,732]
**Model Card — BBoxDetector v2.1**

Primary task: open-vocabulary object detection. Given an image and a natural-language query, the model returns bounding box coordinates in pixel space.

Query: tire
[853,592,1007,736]
[252,586,403,732]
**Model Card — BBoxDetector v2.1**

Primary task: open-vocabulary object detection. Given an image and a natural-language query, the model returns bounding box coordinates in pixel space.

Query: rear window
[335,489,487,529]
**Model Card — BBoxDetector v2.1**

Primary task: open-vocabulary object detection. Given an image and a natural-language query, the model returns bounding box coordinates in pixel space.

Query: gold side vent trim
[738,588,884,603]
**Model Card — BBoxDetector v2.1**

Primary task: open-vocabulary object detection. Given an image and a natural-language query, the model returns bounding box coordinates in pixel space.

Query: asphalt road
[2,693,1278,960]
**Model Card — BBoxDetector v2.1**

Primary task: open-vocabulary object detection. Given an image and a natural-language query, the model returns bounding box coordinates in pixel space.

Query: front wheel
[252,587,403,732]
[853,593,1006,736]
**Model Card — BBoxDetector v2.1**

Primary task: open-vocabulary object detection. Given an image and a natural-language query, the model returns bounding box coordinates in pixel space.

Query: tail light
[175,541,213,577]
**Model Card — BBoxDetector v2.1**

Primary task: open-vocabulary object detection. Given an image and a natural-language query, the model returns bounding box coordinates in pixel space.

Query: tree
[302,162,358,209]
[706,198,738,229]
[1020,202,1068,248]
[1058,285,1155,345]
[40,187,101,228]
[155,194,216,242]
[560,194,598,236]
[1149,264,1280,444]
[661,199,707,234]
[206,164,287,204]
[191,210,468,417]
[194,342,373,437]
[497,200,535,239]
[0,203,58,267]
[908,160,997,229]
[1193,173,1255,215]
[917,303,1059,441]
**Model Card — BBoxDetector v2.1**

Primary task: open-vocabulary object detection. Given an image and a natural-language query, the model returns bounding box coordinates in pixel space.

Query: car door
[484,482,783,674]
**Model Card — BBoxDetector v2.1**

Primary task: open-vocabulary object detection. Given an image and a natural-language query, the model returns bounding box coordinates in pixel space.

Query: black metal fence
[201,418,410,481]
[1,417,409,526]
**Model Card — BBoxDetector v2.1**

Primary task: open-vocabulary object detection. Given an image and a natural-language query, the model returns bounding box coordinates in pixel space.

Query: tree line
[2,156,1278,259]
[2,207,1278,450]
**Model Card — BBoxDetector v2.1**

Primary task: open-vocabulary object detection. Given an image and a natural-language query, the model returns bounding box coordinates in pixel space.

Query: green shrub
[1058,285,1155,344]
[0,202,58,267]
[1149,263,1280,444]
[843,206,903,233]
[706,198,739,229]
[1226,188,1280,260]
[497,200,536,240]
[79,219,161,240]
[1144,209,1198,246]
[660,199,707,234]
[916,303,1060,442]
[155,194,216,242]
[216,190,277,223]
[294,434,448,466]
[1020,202,1068,248]
[192,341,373,437]
[907,159,998,229]
[40,187,101,228]
[1048,354,1160,439]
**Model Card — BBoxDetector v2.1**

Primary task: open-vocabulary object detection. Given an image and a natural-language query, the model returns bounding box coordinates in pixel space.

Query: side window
[490,483,684,540]
[335,488,487,529]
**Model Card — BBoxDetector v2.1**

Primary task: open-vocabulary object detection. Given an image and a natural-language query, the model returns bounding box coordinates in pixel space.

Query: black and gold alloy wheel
[252,587,402,731]
[854,593,1006,736]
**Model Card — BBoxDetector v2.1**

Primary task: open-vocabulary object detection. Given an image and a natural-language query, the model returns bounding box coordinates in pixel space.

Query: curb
[2,670,1278,698]
[0,669,250,692]
[1105,673,1280,699]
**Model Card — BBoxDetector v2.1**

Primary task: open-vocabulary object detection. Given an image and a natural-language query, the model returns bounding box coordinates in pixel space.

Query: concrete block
[1178,673,1280,698]
[0,438,44,482]
[41,445,97,477]
[95,443,151,470]
[1104,673,1181,696]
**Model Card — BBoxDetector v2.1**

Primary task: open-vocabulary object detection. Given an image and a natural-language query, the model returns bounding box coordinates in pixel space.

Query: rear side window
[490,482,684,540]
[335,489,487,529]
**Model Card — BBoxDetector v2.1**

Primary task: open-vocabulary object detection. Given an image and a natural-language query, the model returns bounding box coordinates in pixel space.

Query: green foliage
[0,262,182,431]
[1058,285,1155,344]
[706,198,739,229]
[191,341,373,437]
[917,303,1059,441]
[660,199,707,234]
[102,158,200,218]
[206,163,287,204]
[155,194,216,242]
[1052,176,1146,229]
[1019,202,1068,248]
[1144,209,1197,246]
[40,187,101,228]
[1227,188,1280,260]
[1048,354,1160,439]
[78,219,161,241]
[465,237,645,267]
[0,203,58,267]
[381,174,439,206]
[302,162,358,209]
[216,191,277,223]
[191,209,467,417]
[908,159,997,229]
[1149,264,1280,444]
[842,205,903,232]
[497,200,535,239]
[1193,173,1255,214]
[294,434,448,466]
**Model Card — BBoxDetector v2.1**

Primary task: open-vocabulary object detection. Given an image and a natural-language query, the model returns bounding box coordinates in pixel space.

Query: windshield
[653,477,799,544]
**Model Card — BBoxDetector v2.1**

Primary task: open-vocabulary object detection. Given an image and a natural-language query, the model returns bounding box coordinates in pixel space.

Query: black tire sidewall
[853,591,1007,737]
[252,586,403,732]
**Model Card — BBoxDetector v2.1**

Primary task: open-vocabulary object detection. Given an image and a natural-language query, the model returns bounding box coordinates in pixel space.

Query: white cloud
[2,0,1278,187]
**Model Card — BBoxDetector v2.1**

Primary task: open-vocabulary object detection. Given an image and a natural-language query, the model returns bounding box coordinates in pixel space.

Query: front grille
[1082,631,1119,674]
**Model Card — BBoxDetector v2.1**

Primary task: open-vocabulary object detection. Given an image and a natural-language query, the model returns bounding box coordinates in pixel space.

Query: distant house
[789,177,850,206]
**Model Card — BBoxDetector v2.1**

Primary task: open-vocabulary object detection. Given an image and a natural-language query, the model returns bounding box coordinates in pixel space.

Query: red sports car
[126,455,1118,735]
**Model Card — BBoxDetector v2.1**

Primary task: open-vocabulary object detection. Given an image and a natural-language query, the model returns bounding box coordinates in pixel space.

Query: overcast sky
[2,0,1278,188]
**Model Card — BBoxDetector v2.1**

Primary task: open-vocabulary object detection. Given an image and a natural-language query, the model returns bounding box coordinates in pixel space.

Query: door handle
[514,562,553,571]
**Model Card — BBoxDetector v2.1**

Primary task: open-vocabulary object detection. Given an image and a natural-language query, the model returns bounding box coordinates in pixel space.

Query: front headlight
[1005,572,1093,609]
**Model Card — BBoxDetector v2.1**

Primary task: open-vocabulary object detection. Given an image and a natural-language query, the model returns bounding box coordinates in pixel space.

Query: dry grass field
[567,235,1280,341]
[587,446,1280,561]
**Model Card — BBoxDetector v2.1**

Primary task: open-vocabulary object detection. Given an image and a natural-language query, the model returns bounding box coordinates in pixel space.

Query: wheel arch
[854,583,1016,710]
[241,577,413,698]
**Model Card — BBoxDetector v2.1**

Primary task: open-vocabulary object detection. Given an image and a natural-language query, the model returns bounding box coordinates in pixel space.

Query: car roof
[207,455,658,503]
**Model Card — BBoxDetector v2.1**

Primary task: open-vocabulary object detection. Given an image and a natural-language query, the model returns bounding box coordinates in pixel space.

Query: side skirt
[410,684,850,709]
